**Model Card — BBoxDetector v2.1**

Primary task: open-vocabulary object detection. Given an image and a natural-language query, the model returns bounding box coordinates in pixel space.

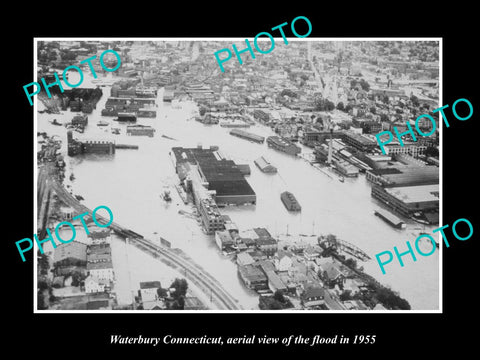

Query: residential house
[265,270,287,293]
[247,249,267,262]
[303,245,323,261]
[277,272,299,295]
[343,278,365,296]
[85,274,106,294]
[256,237,277,257]
[239,237,257,249]
[275,249,294,272]
[288,258,308,278]
[54,241,87,266]
[139,281,162,303]
[316,257,350,288]
[86,244,114,282]
[302,286,325,308]
[238,264,268,291]
[257,259,276,275]
[236,251,255,266]
[138,281,166,310]
[88,230,111,245]
[215,230,235,251]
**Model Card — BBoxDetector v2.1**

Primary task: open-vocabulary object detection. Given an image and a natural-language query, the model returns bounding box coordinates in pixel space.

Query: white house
[139,281,162,303]
[275,249,293,272]
[84,275,105,294]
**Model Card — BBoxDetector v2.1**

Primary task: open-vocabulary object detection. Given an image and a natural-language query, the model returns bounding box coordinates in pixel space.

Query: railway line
[40,166,241,310]
[131,237,241,310]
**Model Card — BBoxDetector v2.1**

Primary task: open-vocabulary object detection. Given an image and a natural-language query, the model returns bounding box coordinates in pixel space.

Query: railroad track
[46,174,241,310]
[131,237,241,310]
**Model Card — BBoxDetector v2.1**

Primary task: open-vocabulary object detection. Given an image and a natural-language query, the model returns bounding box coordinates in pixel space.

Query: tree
[157,287,168,298]
[326,234,337,243]
[280,89,297,98]
[425,147,439,157]
[170,278,188,299]
[410,94,420,107]
[325,100,335,111]
[169,297,185,310]
[336,102,345,111]
[38,280,49,291]
[344,258,357,269]
[273,290,285,303]
[375,287,410,310]
[359,79,370,92]
[339,291,352,301]
[370,106,376,114]
[38,292,47,310]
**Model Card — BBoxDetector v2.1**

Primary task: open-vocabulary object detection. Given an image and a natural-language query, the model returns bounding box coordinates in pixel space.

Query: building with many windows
[371,183,439,217]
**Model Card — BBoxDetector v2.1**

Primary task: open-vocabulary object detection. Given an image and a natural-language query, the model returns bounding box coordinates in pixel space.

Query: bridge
[38,165,242,310]
[335,238,371,262]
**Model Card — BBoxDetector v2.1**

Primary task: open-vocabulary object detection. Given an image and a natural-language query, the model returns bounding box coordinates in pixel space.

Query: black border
[6,4,478,355]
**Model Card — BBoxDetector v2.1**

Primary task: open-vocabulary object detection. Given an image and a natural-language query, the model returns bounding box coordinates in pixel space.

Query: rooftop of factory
[384,184,439,204]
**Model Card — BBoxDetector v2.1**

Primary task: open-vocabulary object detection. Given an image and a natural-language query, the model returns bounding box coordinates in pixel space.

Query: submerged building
[67,131,115,156]
[371,183,439,218]
[171,146,256,207]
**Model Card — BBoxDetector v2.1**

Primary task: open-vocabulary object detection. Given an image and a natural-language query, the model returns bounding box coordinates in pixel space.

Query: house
[236,251,255,266]
[303,245,323,261]
[257,259,276,275]
[247,249,267,262]
[343,278,364,296]
[275,249,294,272]
[239,237,256,249]
[265,270,287,293]
[256,237,277,257]
[138,281,167,310]
[88,230,111,245]
[277,272,299,295]
[215,230,235,251]
[302,286,325,308]
[84,274,106,294]
[86,244,114,282]
[139,281,162,303]
[238,264,268,290]
[316,257,349,288]
[54,241,87,266]
[288,258,308,277]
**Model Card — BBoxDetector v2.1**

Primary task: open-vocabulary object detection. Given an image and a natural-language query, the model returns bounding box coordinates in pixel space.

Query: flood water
[37,73,439,310]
